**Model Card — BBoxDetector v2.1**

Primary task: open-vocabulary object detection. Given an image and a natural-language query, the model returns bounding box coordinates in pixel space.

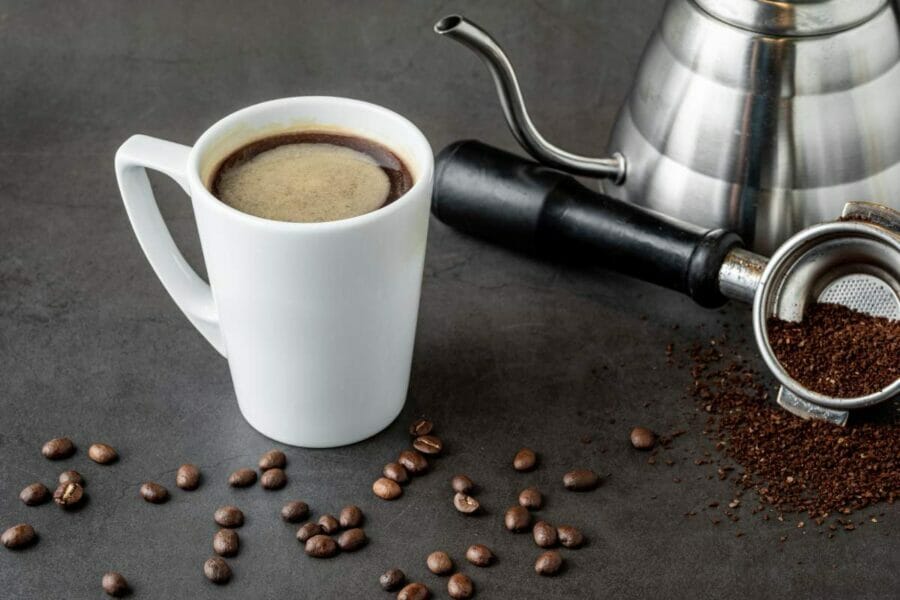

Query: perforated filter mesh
[817,274,900,320]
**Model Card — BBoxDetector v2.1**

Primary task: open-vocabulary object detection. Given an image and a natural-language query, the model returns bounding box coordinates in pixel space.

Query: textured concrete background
[0,1,896,598]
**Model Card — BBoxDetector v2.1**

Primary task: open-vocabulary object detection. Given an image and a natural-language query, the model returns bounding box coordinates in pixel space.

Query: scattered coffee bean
[54,482,85,508]
[317,514,339,534]
[373,477,402,500]
[557,525,584,548]
[629,427,656,450]
[380,568,406,591]
[465,544,494,567]
[2,524,35,549]
[447,573,474,599]
[101,571,129,597]
[138,482,167,504]
[534,550,563,576]
[563,469,600,491]
[305,534,338,558]
[227,468,257,488]
[504,505,531,531]
[383,462,409,484]
[296,522,325,543]
[214,506,244,528]
[258,448,287,471]
[513,448,537,471]
[213,528,239,557]
[398,582,430,600]
[413,435,443,456]
[19,483,49,506]
[453,492,480,514]
[451,474,474,494]
[260,467,287,490]
[518,487,542,510]
[337,528,367,552]
[398,449,428,475]
[59,470,83,486]
[281,500,310,523]
[176,464,201,490]
[339,505,363,529]
[532,521,557,548]
[88,443,118,465]
[426,550,453,575]
[409,418,433,437]
[42,437,75,460]
[203,556,232,584]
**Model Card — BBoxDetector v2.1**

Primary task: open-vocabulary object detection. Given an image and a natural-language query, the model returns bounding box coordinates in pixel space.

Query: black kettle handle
[433,140,743,308]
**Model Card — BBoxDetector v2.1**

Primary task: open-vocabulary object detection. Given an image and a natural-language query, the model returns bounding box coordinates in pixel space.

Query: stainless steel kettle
[435,0,900,253]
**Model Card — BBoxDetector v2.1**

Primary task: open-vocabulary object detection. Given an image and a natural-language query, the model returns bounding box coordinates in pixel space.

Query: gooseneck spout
[434,15,626,183]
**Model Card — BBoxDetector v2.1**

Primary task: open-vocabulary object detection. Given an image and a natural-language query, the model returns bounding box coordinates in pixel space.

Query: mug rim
[187,96,434,231]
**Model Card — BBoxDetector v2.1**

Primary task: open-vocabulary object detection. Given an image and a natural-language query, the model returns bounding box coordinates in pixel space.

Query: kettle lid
[694,0,888,36]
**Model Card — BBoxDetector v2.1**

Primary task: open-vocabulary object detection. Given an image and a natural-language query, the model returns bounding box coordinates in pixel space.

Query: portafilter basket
[433,141,900,424]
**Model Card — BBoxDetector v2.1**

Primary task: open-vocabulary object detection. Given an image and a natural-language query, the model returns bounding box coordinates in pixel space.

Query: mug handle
[115,135,226,357]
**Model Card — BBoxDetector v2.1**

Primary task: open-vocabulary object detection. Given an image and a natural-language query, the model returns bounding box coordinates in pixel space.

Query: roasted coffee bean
[42,437,75,460]
[213,528,239,557]
[447,573,474,599]
[337,528,367,551]
[339,505,363,529]
[176,464,201,490]
[260,468,287,490]
[317,514,339,534]
[629,427,656,450]
[383,462,409,484]
[88,443,118,465]
[1,524,35,549]
[379,568,406,591]
[451,474,474,494]
[532,521,557,548]
[518,487,542,510]
[139,482,167,504]
[228,468,257,488]
[465,544,494,567]
[214,505,244,528]
[398,582,430,600]
[373,477,402,500]
[398,449,428,475]
[534,550,563,576]
[504,505,531,531]
[409,418,433,437]
[513,448,537,471]
[563,469,600,491]
[453,492,480,514]
[305,534,338,558]
[426,550,453,575]
[54,482,85,508]
[557,525,584,548]
[281,500,310,523]
[413,435,443,456]
[258,449,287,471]
[296,522,324,543]
[203,556,232,584]
[19,483,49,506]
[59,470,83,486]
[101,571,129,597]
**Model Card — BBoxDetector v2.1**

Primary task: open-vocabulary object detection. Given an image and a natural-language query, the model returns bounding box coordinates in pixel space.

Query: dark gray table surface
[1,1,896,598]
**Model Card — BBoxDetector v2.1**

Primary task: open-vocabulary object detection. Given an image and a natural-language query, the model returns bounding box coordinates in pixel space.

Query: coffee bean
[379,568,406,591]
[317,514,339,534]
[413,435,443,456]
[258,449,287,471]
[557,525,584,548]
[563,469,600,491]
[139,482,167,504]
[1,524,36,549]
[176,464,201,490]
[513,448,537,471]
[281,500,310,523]
[59,470,83,486]
[409,419,433,437]
[453,492,480,514]
[532,521,557,548]
[54,482,85,508]
[465,544,494,567]
[213,528,239,557]
[518,487,542,510]
[398,449,428,475]
[504,505,531,531]
[534,550,563,576]
[426,550,453,575]
[451,474,474,494]
[398,582,430,600]
[88,443,118,465]
[42,437,75,460]
[296,522,324,543]
[228,468,257,488]
[214,505,244,528]
[305,534,338,558]
[19,483,49,506]
[203,556,231,584]
[629,427,656,450]
[260,468,286,490]
[447,573,474,599]
[373,477,402,500]
[337,528,366,552]
[339,505,363,529]
[383,462,409,484]
[101,571,129,597]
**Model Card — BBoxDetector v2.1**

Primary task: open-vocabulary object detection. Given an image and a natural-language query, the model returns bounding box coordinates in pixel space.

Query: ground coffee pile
[767,303,900,398]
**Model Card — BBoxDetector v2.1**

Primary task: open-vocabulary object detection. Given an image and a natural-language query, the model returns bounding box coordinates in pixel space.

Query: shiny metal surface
[718,247,768,303]
[694,0,888,36]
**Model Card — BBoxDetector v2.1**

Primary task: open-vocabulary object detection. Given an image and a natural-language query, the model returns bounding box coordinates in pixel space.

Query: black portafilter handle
[432,140,744,308]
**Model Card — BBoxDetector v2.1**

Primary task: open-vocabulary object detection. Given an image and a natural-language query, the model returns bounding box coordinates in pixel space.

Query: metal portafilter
[434,140,900,425]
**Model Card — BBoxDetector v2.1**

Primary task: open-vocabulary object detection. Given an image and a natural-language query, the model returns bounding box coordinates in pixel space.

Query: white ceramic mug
[115,97,434,447]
